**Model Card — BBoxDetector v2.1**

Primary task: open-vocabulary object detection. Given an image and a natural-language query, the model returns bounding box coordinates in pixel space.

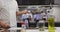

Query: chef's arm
[16,11,28,16]
[0,20,10,28]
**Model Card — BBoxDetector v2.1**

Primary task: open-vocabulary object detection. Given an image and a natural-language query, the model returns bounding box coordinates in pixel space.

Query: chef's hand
[0,20,10,29]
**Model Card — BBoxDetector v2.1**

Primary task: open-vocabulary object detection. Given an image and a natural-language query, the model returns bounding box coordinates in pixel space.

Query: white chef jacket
[0,0,18,27]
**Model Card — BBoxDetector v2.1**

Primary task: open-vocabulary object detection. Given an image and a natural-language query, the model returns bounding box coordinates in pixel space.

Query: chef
[0,0,28,28]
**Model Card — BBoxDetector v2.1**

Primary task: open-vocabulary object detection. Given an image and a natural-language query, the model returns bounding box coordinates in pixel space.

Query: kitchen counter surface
[0,27,60,32]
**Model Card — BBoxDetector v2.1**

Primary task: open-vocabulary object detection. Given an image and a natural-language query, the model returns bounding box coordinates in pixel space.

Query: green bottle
[48,15,55,32]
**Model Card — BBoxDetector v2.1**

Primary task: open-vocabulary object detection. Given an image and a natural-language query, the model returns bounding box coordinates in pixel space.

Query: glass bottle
[48,15,55,32]
[39,20,45,31]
